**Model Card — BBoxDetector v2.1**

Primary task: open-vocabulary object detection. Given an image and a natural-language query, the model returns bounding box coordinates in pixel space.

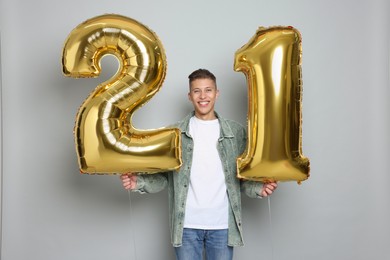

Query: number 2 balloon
[62,14,182,174]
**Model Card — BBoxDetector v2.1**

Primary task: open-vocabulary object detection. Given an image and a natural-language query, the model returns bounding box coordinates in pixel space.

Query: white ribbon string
[267,196,274,260]
[127,190,138,260]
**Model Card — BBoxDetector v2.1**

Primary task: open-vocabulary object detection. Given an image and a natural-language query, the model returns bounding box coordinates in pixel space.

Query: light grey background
[1,0,389,259]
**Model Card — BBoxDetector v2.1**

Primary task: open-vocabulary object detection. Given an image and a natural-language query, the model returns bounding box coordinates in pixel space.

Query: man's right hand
[120,173,137,190]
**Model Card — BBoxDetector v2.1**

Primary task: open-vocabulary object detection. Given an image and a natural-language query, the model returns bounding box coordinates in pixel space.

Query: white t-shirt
[183,116,229,229]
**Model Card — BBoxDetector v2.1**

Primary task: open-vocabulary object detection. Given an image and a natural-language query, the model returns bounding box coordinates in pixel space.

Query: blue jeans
[174,228,233,260]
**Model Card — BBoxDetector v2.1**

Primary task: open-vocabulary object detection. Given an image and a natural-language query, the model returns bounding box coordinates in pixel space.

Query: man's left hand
[260,182,278,197]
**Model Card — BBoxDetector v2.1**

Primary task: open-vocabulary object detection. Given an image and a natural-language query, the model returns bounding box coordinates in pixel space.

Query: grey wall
[1,0,390,259]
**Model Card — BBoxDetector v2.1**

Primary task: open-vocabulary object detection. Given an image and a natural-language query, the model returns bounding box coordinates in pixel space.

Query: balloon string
[127,190,138,260]
[267,196,274,260]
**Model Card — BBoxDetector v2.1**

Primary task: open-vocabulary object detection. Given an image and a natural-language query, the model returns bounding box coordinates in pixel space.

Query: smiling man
[188,74,219,120]
[121,68,277,260]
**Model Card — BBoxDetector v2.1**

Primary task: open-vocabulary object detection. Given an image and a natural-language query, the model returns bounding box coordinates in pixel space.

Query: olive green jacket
[134,112,262,247]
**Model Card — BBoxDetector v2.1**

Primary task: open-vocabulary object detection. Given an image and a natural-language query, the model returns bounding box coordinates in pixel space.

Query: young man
[120,69,277,260]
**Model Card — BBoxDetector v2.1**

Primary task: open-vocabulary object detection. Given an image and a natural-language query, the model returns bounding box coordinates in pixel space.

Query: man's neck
[194,112,217,121]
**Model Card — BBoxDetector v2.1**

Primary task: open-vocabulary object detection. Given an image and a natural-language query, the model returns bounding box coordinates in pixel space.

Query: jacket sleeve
[133,172,169,194]
[241,180,263,199]
[237,123,264,198]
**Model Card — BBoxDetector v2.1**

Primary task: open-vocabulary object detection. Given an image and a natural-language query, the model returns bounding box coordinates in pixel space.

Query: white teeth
[199,102,209,105]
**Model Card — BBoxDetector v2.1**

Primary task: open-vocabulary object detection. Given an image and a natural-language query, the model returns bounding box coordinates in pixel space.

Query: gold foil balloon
[234,26,310,183]
[62,14,182,174]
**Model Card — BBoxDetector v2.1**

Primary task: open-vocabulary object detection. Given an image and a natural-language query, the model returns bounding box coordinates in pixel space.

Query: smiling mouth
[198,101,209,106]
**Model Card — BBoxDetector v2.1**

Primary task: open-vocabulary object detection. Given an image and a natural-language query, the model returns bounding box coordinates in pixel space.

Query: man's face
[188,78,219,120]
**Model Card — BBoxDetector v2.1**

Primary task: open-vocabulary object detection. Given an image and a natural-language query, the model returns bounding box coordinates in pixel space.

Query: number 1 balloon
[234,26,310,183]
[62,14,182,174]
